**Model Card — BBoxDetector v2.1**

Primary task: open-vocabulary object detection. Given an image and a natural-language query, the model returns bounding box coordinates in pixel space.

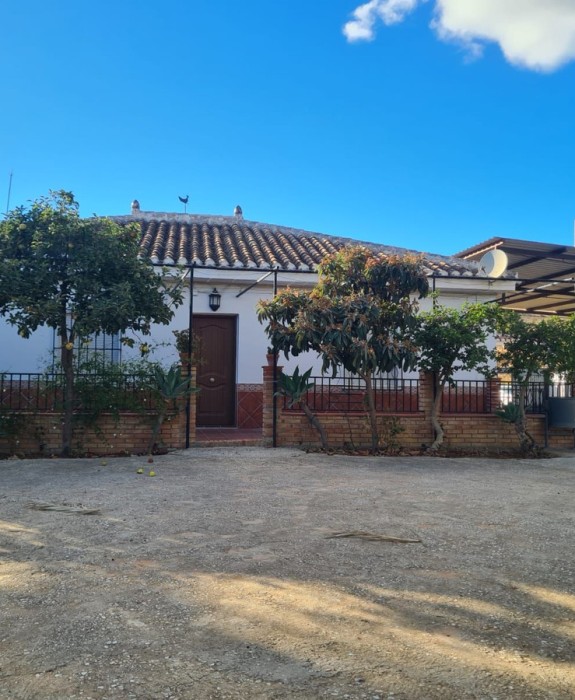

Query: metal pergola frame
[457,237,575,317]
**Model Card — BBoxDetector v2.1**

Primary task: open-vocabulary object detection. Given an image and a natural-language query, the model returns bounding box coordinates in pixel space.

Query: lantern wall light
[208,288,221,312]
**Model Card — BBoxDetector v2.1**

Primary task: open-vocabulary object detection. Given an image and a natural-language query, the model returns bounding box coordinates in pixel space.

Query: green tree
[494,311,565,453]
[413,303,497,451]
[0,191,183,456]
[257,246,429,452]
[545,314,575,383]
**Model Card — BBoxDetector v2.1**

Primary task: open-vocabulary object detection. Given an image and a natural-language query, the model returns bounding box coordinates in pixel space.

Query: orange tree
[257,246,429,452]
[413,302,497,451]
[0,191,183,456]
[494,311,573,454]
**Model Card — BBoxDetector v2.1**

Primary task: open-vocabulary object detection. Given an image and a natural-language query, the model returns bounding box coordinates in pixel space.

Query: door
[194,315,236,426]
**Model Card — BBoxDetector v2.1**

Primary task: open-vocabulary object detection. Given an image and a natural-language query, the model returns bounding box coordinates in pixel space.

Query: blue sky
[1,0,575,255]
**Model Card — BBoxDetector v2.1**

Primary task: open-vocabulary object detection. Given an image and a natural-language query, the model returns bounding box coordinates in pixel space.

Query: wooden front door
[194,315,236,427]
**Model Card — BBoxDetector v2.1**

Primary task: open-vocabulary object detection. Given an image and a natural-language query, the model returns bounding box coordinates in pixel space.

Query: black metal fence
[281,376,574,416]
[499,381,572,414]
[0,372,159,413]
[441,380,492,414]
[282,376,420,413]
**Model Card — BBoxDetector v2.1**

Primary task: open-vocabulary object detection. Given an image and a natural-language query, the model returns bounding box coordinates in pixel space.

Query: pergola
[457,237,575,316]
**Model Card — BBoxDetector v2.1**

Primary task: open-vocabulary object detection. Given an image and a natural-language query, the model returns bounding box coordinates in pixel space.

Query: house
[0,202,516,431]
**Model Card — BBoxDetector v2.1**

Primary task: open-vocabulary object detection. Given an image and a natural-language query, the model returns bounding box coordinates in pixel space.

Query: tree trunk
[514,384,537,454]
[61,340,75,457]
[301,402,329,450]
[429,376,445,451]
[364,372,379,453]
[148,403,168,454]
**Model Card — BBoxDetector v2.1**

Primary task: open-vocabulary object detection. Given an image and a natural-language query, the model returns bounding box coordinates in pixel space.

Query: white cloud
[343,0,575,72]
[343,0,421,42]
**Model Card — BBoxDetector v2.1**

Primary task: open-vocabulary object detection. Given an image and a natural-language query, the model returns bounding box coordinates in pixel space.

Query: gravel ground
[1,447,574,700]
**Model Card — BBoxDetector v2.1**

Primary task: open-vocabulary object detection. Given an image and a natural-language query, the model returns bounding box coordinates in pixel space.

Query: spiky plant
[275,367,329,450]
[149,365,199,454]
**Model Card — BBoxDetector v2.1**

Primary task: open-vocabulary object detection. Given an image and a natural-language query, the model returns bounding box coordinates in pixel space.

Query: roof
[111,210,497,279]
[457,236,575,315]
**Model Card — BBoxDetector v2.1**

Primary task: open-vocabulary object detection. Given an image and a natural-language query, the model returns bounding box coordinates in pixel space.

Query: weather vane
[178,194,189,213]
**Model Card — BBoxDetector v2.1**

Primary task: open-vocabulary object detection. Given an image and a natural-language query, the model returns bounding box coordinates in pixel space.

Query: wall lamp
[209,288,221,312]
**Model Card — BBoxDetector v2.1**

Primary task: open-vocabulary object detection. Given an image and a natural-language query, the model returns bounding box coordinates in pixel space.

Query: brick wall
[0,410,189,457]
[0,367,196,457]
[266,369,575,451]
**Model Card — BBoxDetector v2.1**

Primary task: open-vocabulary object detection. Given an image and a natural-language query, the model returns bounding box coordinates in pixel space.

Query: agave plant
[275,367,329,450]
[154,365,196,405]
[495,402,521,424]
[149,364,199,453]
[276,366,315,407]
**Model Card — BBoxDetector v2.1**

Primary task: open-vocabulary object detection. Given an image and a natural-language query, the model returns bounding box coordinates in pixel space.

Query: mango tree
[257,246,429,452]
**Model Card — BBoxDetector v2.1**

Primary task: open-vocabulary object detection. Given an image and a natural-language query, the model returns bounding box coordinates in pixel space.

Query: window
[52,331,121,369]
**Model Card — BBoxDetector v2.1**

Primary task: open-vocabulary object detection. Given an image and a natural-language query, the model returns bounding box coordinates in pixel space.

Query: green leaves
[414,302,497,383]
[275,366,315,407]
[493,309,569,382]
[495,403,521,424]
[153,364,199,403]
[0,190,184,456]
[0,191,182,344]
[317,246,429,302]
[257,246,428,452]
[257,248,427,380]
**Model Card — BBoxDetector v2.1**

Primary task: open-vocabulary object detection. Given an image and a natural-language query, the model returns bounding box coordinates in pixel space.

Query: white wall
[0,269,516,383]
[0,321,54,373]
[122,272,325,382]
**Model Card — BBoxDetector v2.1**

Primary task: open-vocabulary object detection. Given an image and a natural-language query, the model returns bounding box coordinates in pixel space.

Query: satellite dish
[479,249,508,278]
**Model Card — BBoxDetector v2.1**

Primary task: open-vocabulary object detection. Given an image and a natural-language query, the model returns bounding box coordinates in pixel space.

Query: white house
[0,201,517,429]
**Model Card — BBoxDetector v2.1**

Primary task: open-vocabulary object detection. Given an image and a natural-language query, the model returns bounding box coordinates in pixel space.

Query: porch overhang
[457,237,575,316]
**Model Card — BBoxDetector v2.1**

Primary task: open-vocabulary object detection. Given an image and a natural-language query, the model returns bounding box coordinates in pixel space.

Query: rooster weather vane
[178,194,189,213]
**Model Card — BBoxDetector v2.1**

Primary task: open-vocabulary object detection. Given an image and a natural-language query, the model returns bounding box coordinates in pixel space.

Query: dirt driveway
[1,448,574,699]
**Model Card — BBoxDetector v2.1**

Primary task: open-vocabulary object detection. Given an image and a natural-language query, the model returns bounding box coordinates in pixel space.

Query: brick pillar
[418,371,435,445]
[262,361,283,447]
[488,377,501,413]
[419,371,433,418]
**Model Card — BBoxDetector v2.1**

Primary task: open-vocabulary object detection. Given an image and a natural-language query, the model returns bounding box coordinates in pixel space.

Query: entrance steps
[195,428,263,448]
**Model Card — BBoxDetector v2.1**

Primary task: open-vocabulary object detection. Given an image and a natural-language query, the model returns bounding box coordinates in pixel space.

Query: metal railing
[284,376,564,417]
[0,372,159,413]
[499,381,572,414]
[282,376,420,413]
[441,380,491,414]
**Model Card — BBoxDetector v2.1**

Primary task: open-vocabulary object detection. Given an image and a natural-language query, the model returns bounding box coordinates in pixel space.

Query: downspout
[272,269,278,448]
[185,265,195,448]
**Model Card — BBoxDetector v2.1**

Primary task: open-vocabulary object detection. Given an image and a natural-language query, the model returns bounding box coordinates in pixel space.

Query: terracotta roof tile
[113,211,497,278]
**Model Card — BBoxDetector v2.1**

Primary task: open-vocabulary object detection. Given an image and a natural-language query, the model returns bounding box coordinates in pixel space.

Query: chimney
[234,205,243,219]
[131,199,140,215]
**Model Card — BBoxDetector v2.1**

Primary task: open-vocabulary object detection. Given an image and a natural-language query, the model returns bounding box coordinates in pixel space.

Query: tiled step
[195,428,263,447]
[194,438,264,448]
